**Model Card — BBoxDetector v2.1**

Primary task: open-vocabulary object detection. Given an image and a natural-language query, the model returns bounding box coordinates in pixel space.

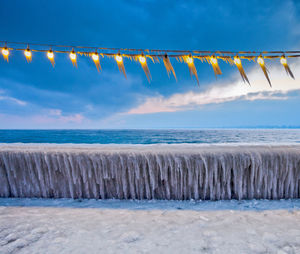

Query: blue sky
[1,0,300,129]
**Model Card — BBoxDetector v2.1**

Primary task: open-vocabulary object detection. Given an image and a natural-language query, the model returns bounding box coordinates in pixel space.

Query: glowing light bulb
[280,56,287,65]
[186,56,193,64]
[210,57,217,65]
[139,55,146,64]
[115,54,123,63]
[280,55,294,79]
[47,50,55,67]
[234,56,241,65]
[47,50,54,60]
[257,56,264,65]
[70,51,76,60]
[24,49,31,58]
[2,47,9,57]
[92,53,99,61]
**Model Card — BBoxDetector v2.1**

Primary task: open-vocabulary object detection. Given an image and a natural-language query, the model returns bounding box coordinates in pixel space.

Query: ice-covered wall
[0,144,300,200]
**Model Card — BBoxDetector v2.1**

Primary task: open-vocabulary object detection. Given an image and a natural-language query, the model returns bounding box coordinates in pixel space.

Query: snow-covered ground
[1,198,300,254]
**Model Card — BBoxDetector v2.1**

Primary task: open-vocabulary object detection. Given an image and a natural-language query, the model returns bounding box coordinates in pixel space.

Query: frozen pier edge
[1,144,300,200]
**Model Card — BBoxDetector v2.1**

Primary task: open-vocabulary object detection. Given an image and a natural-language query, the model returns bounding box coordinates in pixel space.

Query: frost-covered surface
[1,198,300,254]
[2,197,300,211]
[1,144,300,200]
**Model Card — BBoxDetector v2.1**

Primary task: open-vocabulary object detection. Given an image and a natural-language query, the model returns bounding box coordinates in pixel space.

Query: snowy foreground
[1,144,300,200]
[1,198,300,254]
[1,145,300,253]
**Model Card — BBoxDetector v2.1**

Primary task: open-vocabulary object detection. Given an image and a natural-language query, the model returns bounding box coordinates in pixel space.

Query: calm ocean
[1,129,300,144]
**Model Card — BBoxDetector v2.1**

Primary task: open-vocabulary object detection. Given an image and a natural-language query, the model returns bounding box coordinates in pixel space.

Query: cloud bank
[126,61,300,115]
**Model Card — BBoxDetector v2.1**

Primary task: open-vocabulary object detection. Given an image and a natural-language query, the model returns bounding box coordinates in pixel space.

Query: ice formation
[0,144,300,200]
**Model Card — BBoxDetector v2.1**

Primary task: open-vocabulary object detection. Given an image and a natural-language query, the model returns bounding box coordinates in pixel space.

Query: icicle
[138,54,151,83]
[1,47,9,62]
[24,46,32,63]
[162,54,177,81]
[209,56,222,77]
[69,49,77,68]
[91,52,101,72]
[47,50,55,67]
[234,56,250,85]
[257,56,271,87]
[1,145,300,200]
[183,55,199,85]
[115,54,127,78]
[280,55,294,79]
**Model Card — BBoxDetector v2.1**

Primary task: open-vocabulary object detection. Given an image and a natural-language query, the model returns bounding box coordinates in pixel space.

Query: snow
[1,144,300,252]
[1,198,300,253]
[1,144,300,200]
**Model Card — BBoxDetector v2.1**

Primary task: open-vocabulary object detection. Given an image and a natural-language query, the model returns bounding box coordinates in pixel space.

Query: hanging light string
[0,40,298,85]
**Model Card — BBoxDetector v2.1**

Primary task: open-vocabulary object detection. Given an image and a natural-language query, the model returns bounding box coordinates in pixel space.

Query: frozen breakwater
[0,144,300,200]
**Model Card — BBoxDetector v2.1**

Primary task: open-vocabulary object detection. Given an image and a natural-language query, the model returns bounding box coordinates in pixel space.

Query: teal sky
[1,0,300,129]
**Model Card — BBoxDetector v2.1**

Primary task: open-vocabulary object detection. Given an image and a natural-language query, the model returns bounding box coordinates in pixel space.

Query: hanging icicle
[280,55,294,79]
[0,40,299,86]
[69,49,77,67]
[91,52,101,72]
[183,55,199,85]
[162,54,177,81]
[24,47,32,63]
[47,50,55,67]
[115,53,126,78]
[1,47,9,62]
[138,54,151,83]
[234,56,250,85]
[257,56,271,87]
[209,56,222,77]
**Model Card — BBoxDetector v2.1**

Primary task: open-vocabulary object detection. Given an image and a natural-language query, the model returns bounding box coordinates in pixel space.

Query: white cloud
[49,109,62,116]
[0,90,27,106]
[0,112,85,128]
[126,60,300,115]
[44,109,84,123]
[0,95,27,106]
[58,114,84,123]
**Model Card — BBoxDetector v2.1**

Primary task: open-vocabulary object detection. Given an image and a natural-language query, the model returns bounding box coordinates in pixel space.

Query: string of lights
[0,40,298,86]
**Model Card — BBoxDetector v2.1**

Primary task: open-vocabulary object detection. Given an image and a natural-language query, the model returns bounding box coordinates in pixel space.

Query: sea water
[1,129,300,144]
